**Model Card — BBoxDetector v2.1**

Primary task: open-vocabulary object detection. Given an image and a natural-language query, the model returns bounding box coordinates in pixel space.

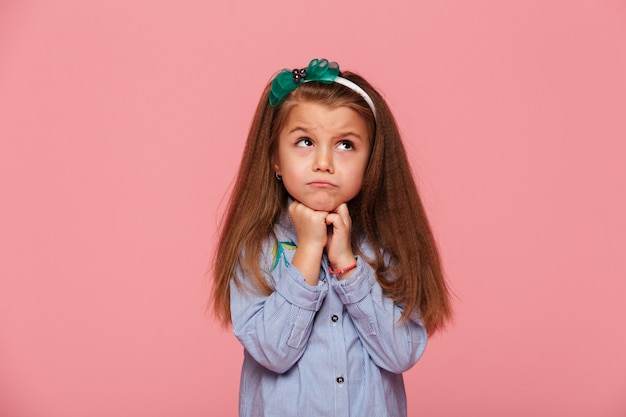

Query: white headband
[326,76,377,119]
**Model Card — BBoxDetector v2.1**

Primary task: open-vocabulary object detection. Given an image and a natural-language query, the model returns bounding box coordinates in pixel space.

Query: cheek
[279,158,298,177]
[349,160,369,192]
[280,173,303,201]
[343,165,366,193]
[353,156,369,179]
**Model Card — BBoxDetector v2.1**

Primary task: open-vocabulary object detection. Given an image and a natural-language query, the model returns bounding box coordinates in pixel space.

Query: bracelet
[328,260,357,275]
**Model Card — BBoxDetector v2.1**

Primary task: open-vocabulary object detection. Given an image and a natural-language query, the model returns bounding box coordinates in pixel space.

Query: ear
[271,155,281,176]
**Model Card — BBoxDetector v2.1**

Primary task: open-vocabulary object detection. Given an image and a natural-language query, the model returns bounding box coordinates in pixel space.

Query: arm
[331,257,428,374]
[289,201,328,285]
[324,204,427,373]
[230,250,327,374]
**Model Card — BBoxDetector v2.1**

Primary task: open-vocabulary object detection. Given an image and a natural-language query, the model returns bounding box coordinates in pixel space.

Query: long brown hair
[212,70,452,335]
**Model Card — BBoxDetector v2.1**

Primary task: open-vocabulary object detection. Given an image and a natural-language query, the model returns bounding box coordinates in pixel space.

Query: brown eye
[296,138,313,147]
[337,141,353,150]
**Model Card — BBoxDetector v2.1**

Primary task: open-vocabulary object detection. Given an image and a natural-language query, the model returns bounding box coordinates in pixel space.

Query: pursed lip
[307,180,337,188]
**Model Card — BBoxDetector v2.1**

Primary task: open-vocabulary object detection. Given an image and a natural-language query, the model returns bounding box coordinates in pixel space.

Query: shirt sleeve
[331,256,428,374]
[230,252,328,374]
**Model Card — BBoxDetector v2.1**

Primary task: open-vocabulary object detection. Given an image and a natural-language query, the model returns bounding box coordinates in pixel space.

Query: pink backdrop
[1,1,625,416]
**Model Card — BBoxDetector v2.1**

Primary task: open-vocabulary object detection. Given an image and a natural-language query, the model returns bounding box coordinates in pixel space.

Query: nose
[313,146,334,173]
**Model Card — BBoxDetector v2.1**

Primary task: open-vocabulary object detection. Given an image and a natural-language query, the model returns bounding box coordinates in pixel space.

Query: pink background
[1,0,625,416]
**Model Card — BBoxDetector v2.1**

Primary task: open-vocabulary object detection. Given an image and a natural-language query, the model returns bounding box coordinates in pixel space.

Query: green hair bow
[269,58,340,107]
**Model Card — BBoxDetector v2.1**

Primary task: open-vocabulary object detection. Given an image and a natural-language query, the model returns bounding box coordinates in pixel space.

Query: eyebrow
[286,126,365,141]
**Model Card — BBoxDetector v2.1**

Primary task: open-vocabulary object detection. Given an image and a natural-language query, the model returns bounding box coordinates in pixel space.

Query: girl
[212,58,452,417]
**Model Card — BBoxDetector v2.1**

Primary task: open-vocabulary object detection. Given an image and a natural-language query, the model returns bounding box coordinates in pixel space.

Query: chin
[302,199,341,212]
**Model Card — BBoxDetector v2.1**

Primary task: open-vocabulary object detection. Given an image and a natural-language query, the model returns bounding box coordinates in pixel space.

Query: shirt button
[336,376,344,385]
[331,314,339,322]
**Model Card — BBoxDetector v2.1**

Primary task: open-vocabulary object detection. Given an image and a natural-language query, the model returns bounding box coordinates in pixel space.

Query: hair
[211,69,453,335]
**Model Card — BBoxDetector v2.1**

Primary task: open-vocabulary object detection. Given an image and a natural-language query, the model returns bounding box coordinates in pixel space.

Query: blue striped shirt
[230,212,428,417]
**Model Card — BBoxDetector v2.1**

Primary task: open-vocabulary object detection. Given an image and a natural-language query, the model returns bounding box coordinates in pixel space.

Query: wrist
[329,252,356,269]
[293,247,324,286]
[297,243,325,258]
[329,257,357,276]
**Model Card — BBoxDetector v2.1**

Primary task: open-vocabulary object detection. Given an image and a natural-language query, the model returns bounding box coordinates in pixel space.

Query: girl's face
[273,101,371,212]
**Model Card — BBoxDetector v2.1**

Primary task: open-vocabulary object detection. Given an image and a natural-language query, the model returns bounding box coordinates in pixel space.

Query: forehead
[281,101,370,138]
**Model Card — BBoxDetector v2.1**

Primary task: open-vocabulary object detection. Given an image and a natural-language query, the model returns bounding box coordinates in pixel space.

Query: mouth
[308,181,337,188]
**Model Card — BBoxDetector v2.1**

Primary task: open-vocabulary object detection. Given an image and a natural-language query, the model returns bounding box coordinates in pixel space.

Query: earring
[275,172,282,181]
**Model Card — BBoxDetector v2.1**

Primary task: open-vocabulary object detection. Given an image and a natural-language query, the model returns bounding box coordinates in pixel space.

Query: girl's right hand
[289,200,328,285]
[289,200,329,250]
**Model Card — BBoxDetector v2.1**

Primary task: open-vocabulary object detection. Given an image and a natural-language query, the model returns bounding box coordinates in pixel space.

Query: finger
[325,213,350,238]
[291,203,328,230]
[288,200,301,217]
[334,203,348,215]
[289,201,309,220]
[325,212,341,228]
[334,203,351,226]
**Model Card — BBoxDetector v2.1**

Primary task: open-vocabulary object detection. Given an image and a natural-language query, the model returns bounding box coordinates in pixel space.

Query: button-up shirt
[230,212,428,417]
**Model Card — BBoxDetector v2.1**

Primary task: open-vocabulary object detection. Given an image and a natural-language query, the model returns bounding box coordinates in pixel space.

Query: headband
[269,58,377,118]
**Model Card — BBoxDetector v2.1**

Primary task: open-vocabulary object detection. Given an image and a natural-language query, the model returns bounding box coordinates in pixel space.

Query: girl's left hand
[325,203,356,279]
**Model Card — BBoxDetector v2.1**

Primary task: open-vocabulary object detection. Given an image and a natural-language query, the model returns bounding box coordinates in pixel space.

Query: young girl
[212,58,452,417]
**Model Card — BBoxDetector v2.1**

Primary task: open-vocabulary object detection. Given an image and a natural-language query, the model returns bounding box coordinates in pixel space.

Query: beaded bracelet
[328,260,357,275]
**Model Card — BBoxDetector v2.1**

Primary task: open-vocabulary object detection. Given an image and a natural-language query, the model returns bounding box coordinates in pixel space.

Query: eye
[296,137,313,147]
[337,141,353,151]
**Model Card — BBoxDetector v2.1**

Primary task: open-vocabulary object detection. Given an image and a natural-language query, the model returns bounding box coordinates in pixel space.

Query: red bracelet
[328,260,357,275]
